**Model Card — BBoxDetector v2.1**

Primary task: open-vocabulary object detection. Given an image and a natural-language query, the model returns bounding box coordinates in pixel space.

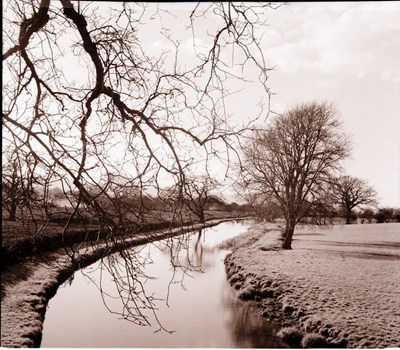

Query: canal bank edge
[1,217,249,348]
[222,223,349,348]
[222,221,400,349]
[224,252,340,349]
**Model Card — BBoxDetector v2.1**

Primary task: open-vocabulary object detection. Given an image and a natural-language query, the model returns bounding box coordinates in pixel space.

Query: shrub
[277,326,304,346]
[393,208,400,223]
[375,208,394,223]
[301,333,328,348]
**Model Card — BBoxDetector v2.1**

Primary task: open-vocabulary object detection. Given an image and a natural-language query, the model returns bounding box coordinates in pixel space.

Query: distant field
[292,222,400,257]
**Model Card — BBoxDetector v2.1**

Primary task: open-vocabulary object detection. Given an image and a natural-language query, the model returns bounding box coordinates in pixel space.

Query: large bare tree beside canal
[241,102,350,249]
[2,0,278,234]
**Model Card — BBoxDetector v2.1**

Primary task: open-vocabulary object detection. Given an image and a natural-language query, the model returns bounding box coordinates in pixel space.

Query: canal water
[41,220,287,348]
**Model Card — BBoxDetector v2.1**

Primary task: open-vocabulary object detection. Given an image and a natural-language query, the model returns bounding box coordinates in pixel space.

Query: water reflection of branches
[80,243,171,333]
[194,229,204,267]
[79,230,212,333]
[159,230,207,305]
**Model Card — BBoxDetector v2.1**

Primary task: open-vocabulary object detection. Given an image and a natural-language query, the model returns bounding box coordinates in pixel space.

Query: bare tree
[2,158,35,222]
[1,144,44,223]
[375,207,394,223]
[182,176,219,223]
[333,175,377,224]
[2,1,277,238]
[360,208,375,224]
[241,102,350,249]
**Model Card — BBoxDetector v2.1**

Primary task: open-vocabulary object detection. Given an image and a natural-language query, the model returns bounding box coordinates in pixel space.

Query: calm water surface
[41,221,287,348]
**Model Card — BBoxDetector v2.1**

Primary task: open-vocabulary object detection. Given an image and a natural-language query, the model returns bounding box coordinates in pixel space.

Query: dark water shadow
[224,296,290,348]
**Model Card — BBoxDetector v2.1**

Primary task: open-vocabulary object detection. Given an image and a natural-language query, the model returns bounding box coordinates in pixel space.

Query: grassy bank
[1,210,244,267]
[222,221,400,348]
[1,220,198,267]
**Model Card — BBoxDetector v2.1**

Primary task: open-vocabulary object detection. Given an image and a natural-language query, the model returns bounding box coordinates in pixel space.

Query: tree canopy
[333,175,377,224]
[2,1,277,231]
[241,102,350,249]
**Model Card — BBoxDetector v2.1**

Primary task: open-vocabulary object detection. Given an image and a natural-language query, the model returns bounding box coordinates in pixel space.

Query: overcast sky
[133,1,399,207]
[261,2,400,207]
[6,1,399,207]
[92,1,400,206]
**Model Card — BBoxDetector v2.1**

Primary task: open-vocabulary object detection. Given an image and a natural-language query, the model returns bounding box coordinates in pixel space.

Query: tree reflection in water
[222,292,289,348]
[78,229,211,333]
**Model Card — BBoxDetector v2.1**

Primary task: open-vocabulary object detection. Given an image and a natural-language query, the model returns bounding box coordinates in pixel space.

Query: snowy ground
[223,222,400,348]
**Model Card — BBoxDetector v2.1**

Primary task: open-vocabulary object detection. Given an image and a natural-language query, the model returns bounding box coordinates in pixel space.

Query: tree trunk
[345,209,352,224]
[282,220,296,250]
[199,210,205,223]
[7,200,17,221]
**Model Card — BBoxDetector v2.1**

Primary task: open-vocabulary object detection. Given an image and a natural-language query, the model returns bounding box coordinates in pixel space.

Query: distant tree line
[358,207,400,224]
[2,171,251,225]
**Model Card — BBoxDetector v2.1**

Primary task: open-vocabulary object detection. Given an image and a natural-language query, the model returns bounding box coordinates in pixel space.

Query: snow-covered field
[224,222,400,348]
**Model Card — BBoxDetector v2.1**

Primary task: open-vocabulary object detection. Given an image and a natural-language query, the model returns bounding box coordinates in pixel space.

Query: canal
[41,220,287,348]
